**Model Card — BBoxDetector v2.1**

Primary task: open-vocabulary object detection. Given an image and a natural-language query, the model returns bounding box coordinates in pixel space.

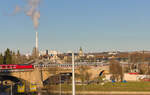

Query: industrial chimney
[35,31,39,57]
[36,31,38,50]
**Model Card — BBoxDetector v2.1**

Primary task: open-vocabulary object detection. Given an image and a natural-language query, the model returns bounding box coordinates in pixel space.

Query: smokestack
[36,31,38,53]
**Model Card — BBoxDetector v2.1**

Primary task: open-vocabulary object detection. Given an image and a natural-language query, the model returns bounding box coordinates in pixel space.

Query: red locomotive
[0,64,34,69]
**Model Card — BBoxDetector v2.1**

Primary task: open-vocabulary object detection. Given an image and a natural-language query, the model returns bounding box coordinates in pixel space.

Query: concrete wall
[105,73,145,81]
[124,73,139,81]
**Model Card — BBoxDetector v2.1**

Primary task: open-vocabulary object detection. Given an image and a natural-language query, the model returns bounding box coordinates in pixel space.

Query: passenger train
[0,64,34,69]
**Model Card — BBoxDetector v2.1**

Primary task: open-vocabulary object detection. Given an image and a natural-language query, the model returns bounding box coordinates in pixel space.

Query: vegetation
[0,53,4,64]
[109,59,123,82]
[97,74,105,84]
[78,66,92,84]
[46,82,150,92]
[0,48,29,64]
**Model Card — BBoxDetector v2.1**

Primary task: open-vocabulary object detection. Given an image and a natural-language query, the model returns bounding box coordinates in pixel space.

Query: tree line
[0,48,28,64]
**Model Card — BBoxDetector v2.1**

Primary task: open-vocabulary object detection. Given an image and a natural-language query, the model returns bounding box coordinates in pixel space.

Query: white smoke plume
[13,0,41,29]
[4,5,21,16]
[32,11,40,29]
[26,0,41,30]
[13,5,22,15]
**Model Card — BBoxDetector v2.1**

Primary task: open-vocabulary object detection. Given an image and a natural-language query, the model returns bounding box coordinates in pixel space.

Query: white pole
[11,84,13,95]
[60,74,61,95]
[72,52,75,95]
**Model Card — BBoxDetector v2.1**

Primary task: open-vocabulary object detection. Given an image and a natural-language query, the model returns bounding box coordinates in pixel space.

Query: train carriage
[0,64,34,70]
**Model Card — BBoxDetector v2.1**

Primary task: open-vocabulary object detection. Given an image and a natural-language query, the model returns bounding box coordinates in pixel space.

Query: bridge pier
[30,68,44,88]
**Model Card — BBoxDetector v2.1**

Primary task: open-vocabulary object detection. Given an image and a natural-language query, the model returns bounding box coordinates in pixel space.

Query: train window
[2,66,6,69]
[12,66,14,68]
[7,66,10,68]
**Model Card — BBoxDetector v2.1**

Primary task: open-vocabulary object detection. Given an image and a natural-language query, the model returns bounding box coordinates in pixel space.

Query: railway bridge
[0,61,109,87]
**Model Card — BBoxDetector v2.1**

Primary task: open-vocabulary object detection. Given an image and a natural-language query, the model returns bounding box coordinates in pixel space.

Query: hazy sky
[1,0,150,53]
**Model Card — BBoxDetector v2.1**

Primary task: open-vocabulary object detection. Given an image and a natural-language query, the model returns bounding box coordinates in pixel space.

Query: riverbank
[46,82,150,92]
[50,91,150,95]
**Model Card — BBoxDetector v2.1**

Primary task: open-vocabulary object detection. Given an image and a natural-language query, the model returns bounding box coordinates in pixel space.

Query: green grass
[46,82,150,92]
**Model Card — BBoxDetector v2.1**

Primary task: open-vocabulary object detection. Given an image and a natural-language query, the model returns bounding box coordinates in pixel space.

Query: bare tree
[46,66,59,93]
[97,74,105,84]
[85,72,92,84]
[78,66,91,84]
[109,59,123,82]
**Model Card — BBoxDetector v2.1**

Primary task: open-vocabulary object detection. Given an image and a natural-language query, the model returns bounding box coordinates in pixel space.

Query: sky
[1,0,150,53]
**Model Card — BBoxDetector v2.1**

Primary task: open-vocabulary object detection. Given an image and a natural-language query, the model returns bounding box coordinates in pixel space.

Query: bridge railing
[33,62,109,68]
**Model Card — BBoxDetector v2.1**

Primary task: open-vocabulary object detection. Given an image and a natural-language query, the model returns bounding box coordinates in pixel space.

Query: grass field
[46,82,150,92]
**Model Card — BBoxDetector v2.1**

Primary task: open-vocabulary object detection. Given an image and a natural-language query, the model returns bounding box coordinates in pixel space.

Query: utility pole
[122,62,124,81]
[72,52,75,95]
[11,83,13,95]
[60,74,61,95]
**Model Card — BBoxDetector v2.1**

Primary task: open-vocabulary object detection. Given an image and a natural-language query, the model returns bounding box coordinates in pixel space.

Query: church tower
[79,47,84,57]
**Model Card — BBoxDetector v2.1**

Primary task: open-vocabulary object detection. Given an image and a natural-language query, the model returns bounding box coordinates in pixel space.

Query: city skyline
[1,0,150,53]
